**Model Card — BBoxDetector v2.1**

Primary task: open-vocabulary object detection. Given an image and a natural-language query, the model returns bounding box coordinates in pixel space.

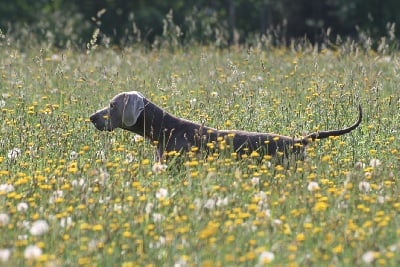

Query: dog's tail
[301,105,362,145]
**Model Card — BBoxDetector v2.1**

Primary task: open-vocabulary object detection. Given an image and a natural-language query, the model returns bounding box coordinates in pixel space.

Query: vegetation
[0,25,399,266]
[1,0,400,47]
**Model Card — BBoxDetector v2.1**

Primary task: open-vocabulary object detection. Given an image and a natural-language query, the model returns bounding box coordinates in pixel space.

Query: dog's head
[90,91,145,131]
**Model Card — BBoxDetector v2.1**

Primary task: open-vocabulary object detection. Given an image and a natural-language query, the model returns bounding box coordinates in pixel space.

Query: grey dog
[90,91,362,160]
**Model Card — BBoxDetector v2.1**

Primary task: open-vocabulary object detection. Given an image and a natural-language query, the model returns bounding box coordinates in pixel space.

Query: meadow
[0,38,399,266]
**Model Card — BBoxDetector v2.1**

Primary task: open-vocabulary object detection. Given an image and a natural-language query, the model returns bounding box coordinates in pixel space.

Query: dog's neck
[124,99,214,153]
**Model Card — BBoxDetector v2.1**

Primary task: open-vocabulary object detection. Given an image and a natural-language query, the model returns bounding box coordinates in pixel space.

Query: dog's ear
[122,91,145,126]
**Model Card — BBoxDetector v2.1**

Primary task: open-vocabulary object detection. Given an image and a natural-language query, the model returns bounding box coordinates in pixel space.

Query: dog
[90,91,362,161]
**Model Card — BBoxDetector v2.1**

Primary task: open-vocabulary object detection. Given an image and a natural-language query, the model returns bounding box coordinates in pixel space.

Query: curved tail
[302,105,362,144]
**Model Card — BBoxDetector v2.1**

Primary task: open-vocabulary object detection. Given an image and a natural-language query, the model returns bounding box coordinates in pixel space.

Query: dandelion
[152,162,168,174]
[362,251,377,264]
[257,251,275,265]
[369,158,381,168]
[17,202,29,212]
[307,181,320,192]
[354,161,365,169]
[216,197,229,207]
[24,245,42,260]
[0,213,10,226]
[60,217,73,228]
[71,178,85,187]
[7,148,21,161]
[125,153,135,163]
[189,98,197,107]
[251,177,260,186]
[96,150,106,162]
[0,249,11,262]
[204,199,216,210]
[358,181,371,193]
[69,151,79,160]
[0,184,14,193]
[155,188,168,199]
[30,220,49,236]
[174,257,188,267]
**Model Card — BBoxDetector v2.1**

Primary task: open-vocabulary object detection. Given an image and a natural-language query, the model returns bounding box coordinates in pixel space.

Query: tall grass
[0,33,399,266]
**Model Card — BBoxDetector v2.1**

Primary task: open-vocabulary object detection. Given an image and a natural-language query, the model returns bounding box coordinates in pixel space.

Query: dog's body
[90,91,362,160]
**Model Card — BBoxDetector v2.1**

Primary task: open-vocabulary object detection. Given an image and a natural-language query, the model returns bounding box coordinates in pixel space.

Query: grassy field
[0,40,399,266]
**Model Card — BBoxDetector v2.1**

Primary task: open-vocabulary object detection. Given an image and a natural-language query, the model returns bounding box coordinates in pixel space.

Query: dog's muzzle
[90,112,112,131]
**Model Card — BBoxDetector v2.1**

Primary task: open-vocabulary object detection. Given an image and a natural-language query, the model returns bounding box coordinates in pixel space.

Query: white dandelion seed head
[7,148,21,161]
[0,184,14,193]
[0,213,10,227]
[29,220,49,236]
[152,162,168,174]
[0,248,11,262]
[204,198,216,210]
[145,203,154,214]
[24,245,42,260]
[174,257,188,267]
[258,251,275,265]
[17,202,29,212]
[125,153,135,164]
[216,197,229,207]
[307,181,320,192]
[369,158,382,168]
[71,178,85,188]
[60,217,73,228]
[362,251,376,264]
[155,188,168,199]
[251,177,260,186]
[95,150,106,162]
[354,161,366,169]
[152,213,165,223]
[358,181,371,193]
[69,151,79,160]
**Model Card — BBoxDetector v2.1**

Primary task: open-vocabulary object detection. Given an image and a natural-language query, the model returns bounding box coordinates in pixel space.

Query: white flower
[358,181,371,193]
[7,148,21,161]
[0,213,10,226]
[307,181,320,192]
[204,199,216,210]
[71,178,85,187]
[362,251,376,264]
[60,217,73,228]
[145,203,154,214]
[96,150,106,162]
[369,158,381,168]
[354,161,365,169]
[216,197,229,207]
[152,162,168,174]
[30,220,49,236]
[17,202,29,212]
[251,177,260,186]
[69,151,78,160]
[174,257,188,267]
[0,184,14,193]
[125,153,135,164]
[152,213,165,222]
[0,249,11,262]
[0,100,5,108]
[155,188,168,199]
[189,98,197,107]
[258,251,275,265]
[24,245,42,260]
